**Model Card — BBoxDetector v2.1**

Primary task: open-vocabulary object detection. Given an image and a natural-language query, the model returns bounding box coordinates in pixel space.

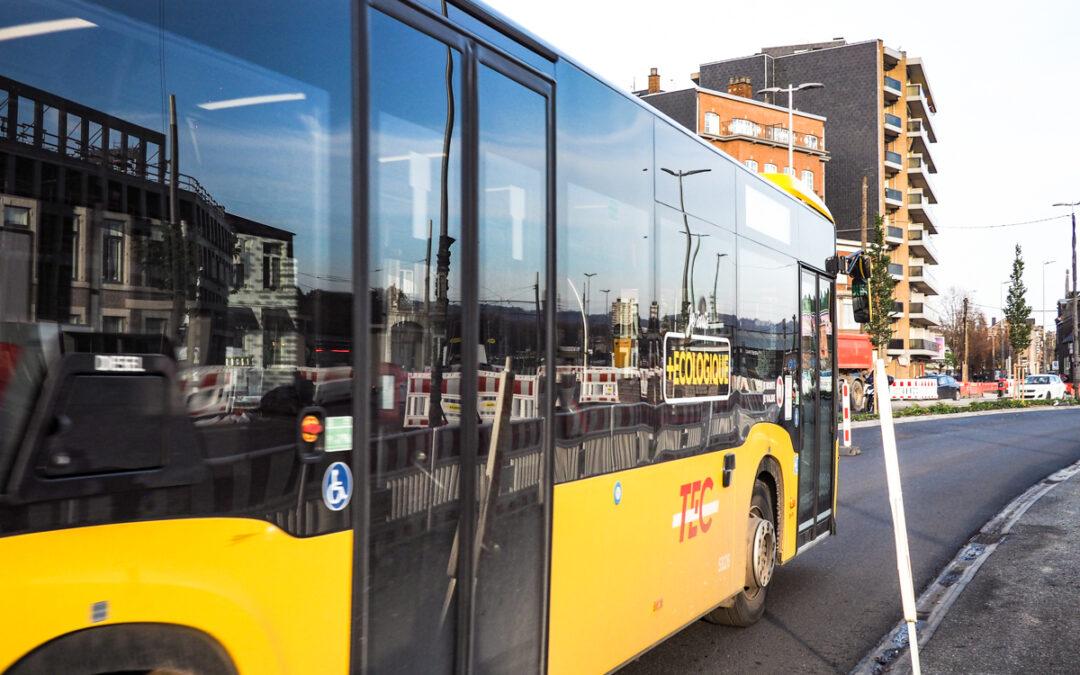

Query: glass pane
[0,0,353,667]
[368,11,462,673]
[817,278,834,515]
[554,61,654,481]
[798,270,819,527]
[654,119,735,228]
[473,63,547,671]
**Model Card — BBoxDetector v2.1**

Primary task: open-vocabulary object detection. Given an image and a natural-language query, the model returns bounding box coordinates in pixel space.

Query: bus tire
[704,479,775,627]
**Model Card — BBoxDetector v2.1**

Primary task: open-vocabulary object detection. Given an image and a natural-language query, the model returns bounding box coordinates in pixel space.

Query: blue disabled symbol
[613,481,623,505]
[323,461,353,512]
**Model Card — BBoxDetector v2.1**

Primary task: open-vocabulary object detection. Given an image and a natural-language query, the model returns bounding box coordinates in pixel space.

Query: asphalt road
[622,408,1080,674]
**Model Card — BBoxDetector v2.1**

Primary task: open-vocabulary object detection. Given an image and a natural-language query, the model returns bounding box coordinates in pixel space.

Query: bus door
[365,2,554,672]
[796,268,836,548]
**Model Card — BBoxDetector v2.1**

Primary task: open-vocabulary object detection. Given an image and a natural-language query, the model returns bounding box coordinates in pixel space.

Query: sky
[484,0,1080,328]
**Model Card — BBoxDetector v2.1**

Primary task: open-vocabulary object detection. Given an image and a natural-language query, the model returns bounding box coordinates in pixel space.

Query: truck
[838,331,874,412]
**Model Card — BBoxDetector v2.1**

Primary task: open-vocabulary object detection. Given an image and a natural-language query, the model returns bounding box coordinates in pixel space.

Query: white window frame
[704,111,720,135]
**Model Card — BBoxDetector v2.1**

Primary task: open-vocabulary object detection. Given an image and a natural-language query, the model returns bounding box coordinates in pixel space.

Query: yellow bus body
[0,519,351,673]
[549,423,798,673]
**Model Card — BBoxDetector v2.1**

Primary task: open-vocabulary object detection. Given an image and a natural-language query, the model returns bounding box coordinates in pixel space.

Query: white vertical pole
[841,380,852,447]
[875,358,921,675]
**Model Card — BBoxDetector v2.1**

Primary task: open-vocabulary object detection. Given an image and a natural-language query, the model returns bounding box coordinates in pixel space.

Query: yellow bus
[0,0,844,672]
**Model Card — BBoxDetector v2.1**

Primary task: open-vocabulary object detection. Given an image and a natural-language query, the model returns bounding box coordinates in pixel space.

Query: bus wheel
[704,479,775,627]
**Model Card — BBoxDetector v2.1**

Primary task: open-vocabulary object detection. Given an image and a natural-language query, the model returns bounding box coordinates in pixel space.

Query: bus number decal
[672,477,717,542]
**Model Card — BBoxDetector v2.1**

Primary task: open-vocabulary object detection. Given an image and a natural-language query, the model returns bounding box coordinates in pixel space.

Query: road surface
[623,408,1080,673]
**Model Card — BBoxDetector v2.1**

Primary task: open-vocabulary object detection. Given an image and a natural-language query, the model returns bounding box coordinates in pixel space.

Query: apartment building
[637,70,829,199]
[694,40,942,377]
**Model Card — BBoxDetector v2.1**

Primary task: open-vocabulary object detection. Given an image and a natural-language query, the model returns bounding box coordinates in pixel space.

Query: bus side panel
[0,519,351,674]
[548,423,797,674]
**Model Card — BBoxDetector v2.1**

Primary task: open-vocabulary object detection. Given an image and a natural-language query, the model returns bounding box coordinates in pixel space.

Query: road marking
[852,457,1080,674]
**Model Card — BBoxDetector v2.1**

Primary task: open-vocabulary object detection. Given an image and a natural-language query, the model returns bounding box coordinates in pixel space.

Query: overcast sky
[485,0,1080,327]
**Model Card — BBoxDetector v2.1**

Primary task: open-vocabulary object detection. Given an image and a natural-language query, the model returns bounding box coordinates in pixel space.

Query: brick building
[637,70,829,199]
[692,40,943,377]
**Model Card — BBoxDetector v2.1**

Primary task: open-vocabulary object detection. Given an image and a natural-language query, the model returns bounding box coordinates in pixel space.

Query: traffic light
[848,253,872,324]
[296,406,326,463]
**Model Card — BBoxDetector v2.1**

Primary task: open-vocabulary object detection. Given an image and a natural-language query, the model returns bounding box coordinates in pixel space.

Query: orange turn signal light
[301,414,324,443]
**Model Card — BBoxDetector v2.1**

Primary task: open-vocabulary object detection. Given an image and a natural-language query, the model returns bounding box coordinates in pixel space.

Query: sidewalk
[919,467,1080,673]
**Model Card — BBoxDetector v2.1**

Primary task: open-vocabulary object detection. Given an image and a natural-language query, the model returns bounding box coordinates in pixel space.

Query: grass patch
[852,397,1078,422]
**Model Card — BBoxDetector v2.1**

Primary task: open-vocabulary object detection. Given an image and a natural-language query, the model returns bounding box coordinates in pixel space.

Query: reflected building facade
[0,74,233,363]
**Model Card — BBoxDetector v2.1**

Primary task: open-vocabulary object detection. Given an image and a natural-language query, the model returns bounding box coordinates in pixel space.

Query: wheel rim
[748,506,776,591]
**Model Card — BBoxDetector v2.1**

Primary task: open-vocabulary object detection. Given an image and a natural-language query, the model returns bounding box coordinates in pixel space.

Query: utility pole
[1073,294,1079,401]
[962,296,970,383]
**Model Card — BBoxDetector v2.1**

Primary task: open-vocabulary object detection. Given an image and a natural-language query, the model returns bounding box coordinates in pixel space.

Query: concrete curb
[850,458,1080,675]
[850,403,1080,429]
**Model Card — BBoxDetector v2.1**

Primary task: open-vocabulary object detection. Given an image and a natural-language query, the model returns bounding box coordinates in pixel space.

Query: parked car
[1021,374,1067,400]
[931,374,961,400]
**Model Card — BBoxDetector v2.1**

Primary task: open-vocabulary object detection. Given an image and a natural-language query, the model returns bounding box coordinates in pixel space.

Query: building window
[145,317,167,335]
[102,220,124,283]
[744,159,759,172]
[69,314,82,325]
[704,111,720,135]
[263,242,282,290]
[804,134,819,150]
[801,169,814,190]
[763,163,777,174]
[70,222,79,281]
[783,166,795,177]
[3,205,29,228]
[102,316,125,333]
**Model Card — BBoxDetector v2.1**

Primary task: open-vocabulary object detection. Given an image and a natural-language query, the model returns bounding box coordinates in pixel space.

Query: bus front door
[796,268,836,549]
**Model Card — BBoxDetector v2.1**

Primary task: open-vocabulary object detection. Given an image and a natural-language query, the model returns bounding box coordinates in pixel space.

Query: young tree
[865,216,898,354]
[1004,244,1033,376]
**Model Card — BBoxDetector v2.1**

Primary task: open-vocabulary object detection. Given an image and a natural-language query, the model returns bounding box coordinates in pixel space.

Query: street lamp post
[660,167,711,325]
[758,82,824,174]
[1043,259,1056,372]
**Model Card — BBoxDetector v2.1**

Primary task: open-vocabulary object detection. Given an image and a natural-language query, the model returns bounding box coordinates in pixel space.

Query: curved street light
[758,82,824,175]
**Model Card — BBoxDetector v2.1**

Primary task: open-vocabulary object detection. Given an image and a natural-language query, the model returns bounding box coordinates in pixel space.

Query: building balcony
[908,338,941,358]
[884,112,903,138]
[911,116,937,146]
[886,338,905,355]
[906,83,936,127]
[884,75,903,101]
[908,191,938,233]
[908,302,942,327]
[885,187,903,210]
[908,265,940,295]
[907,154,938,202]
[886,225,904,246]
[908,226,939,265]
[884,149,903,175]
[714,118,827,155]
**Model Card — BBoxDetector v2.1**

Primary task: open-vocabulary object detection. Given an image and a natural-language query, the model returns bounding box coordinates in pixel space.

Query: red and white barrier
[889,378,937,400]
[841,380,852,447]
[403,370,540,428]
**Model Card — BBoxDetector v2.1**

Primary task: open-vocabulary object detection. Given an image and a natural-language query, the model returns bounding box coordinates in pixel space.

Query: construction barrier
[888,378,937,400]
[960,382,998,398]
[403,370,540,428]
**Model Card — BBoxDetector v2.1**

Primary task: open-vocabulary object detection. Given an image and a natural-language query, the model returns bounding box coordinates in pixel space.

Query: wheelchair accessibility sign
[322,461,353,511]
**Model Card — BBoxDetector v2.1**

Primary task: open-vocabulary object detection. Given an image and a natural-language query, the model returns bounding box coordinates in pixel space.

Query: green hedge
[852,397,1077,422]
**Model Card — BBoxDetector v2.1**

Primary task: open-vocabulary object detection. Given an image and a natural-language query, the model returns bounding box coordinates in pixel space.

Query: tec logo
[672,477,719,542]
